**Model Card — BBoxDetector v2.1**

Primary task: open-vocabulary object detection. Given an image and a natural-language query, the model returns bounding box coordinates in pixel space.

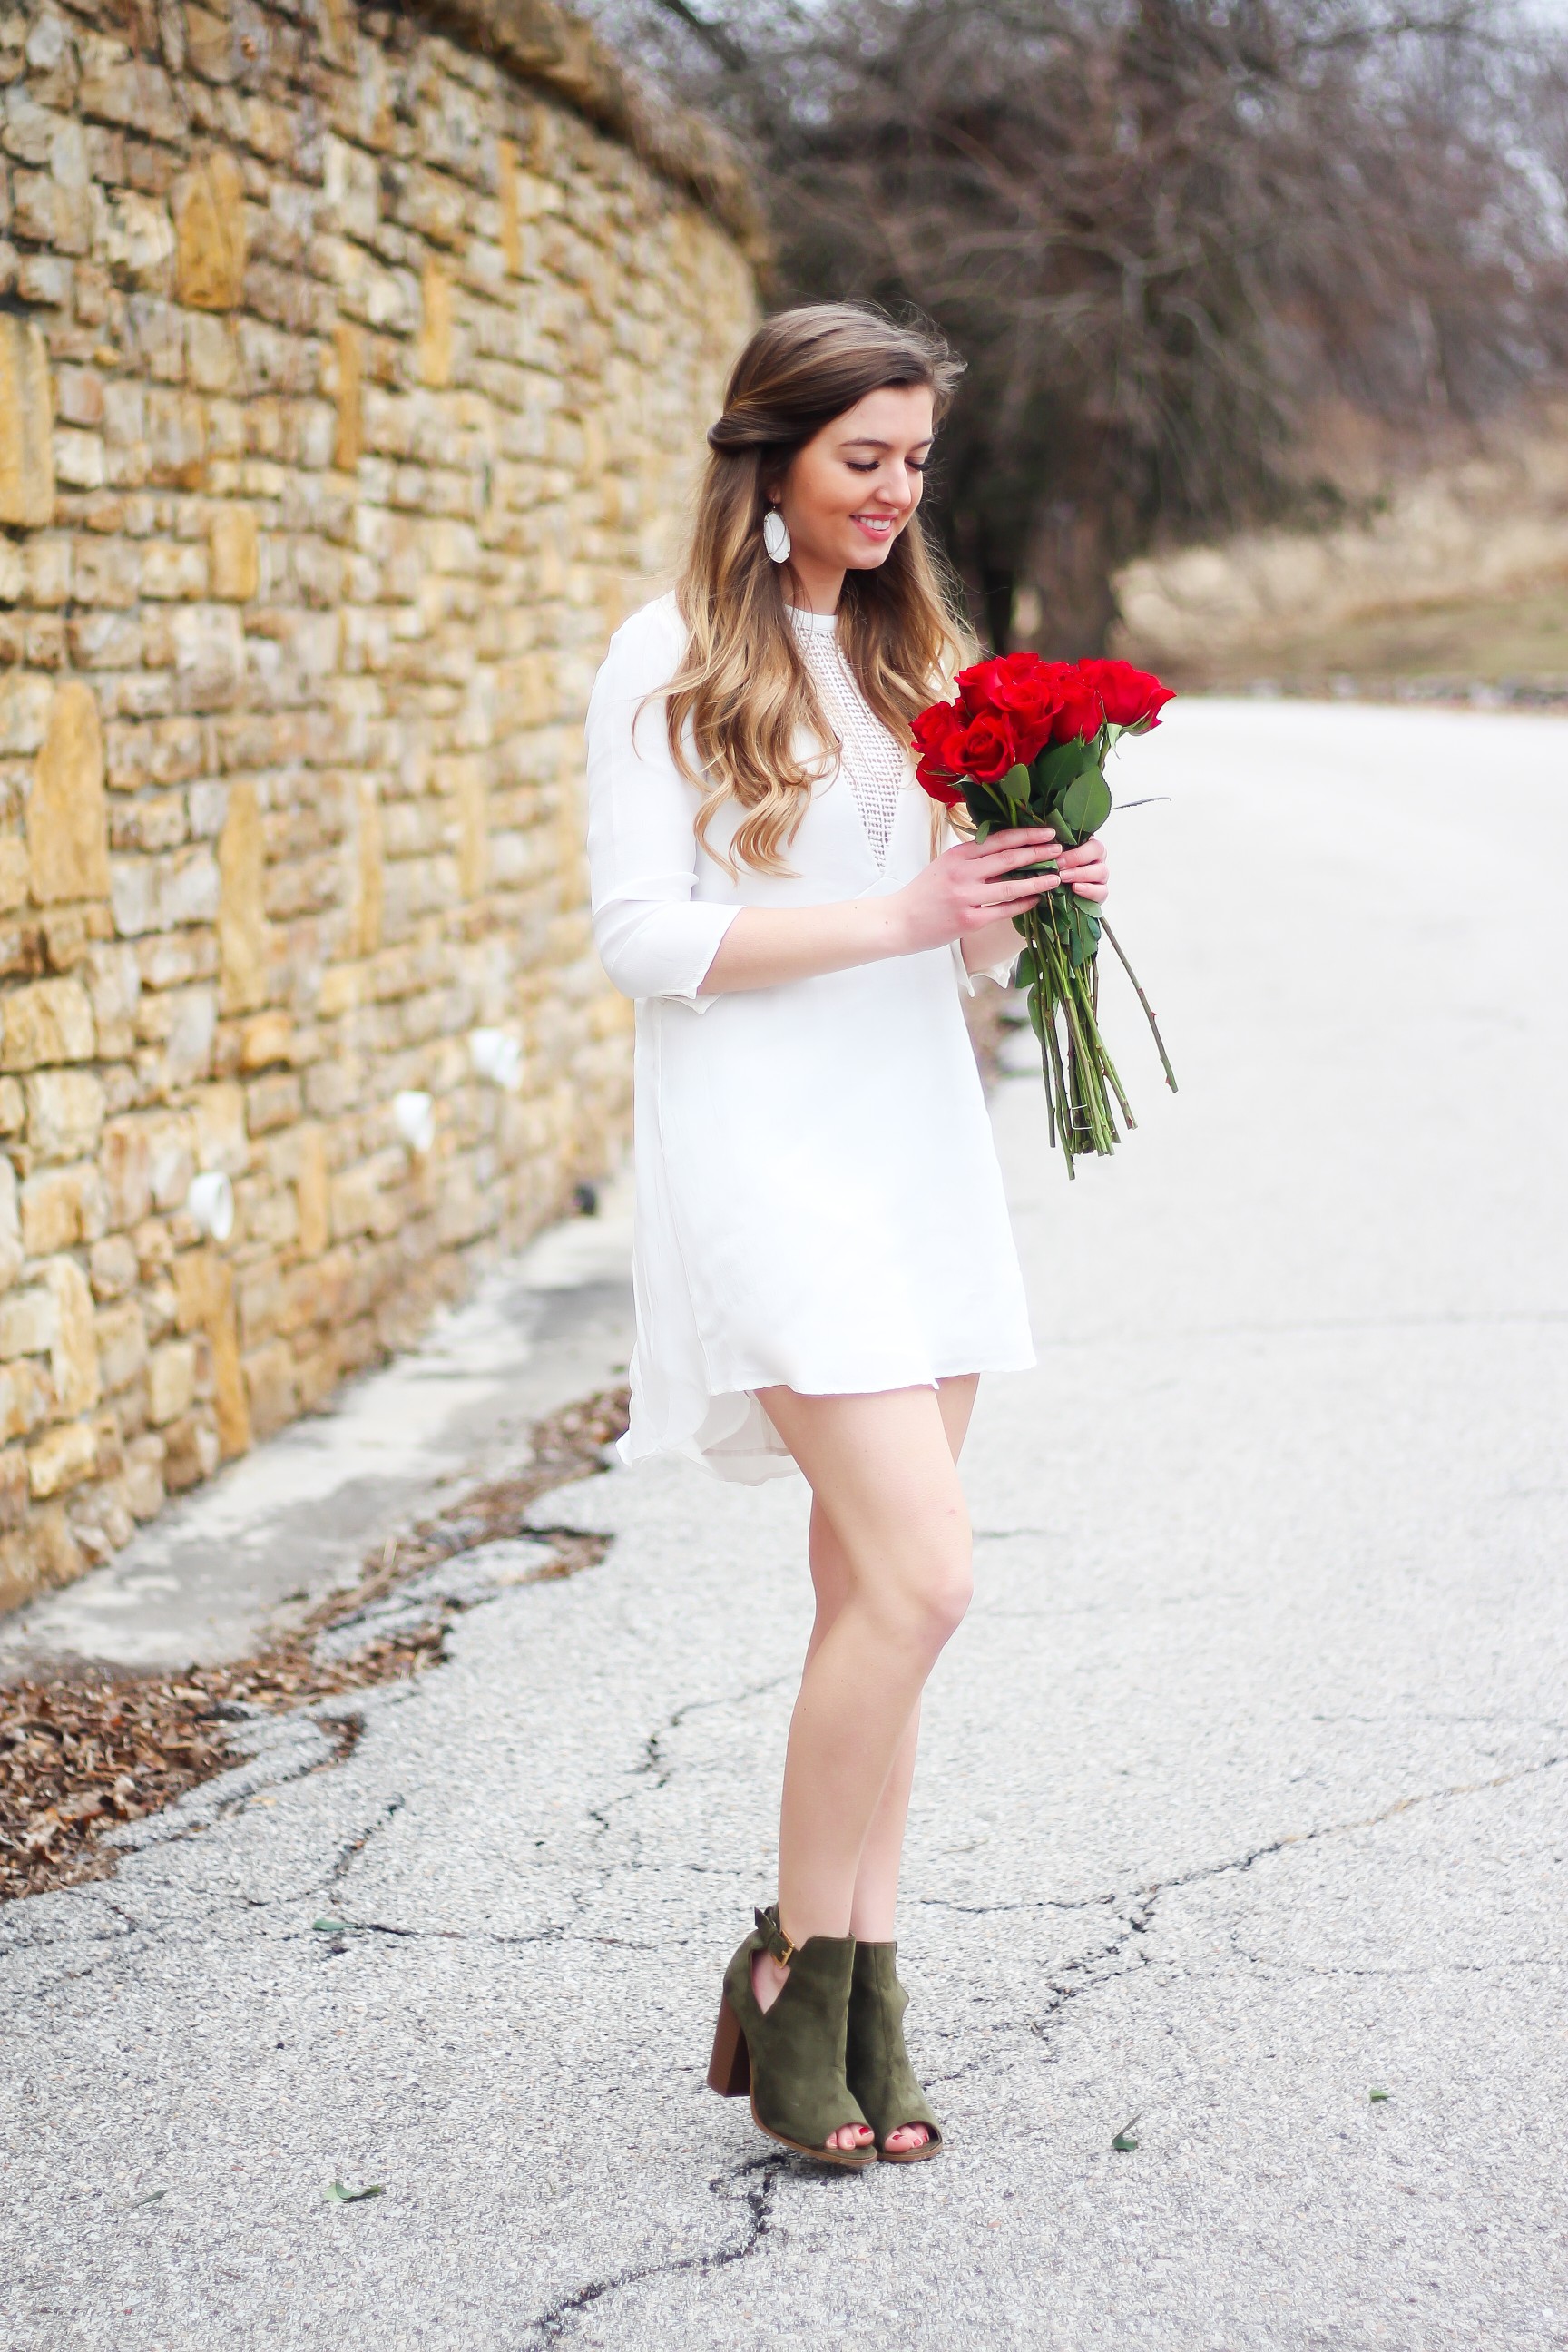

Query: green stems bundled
[968,740,1177,1179]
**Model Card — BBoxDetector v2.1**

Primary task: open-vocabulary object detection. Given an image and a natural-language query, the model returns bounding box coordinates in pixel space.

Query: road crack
[521,2154,783,2343]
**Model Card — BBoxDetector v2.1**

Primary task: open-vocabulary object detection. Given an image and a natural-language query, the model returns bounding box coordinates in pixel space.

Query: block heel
[706,1994,750,2097]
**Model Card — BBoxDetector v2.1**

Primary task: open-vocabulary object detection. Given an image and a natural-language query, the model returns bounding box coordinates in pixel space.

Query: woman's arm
[702,828,1111,997]
[700,827,1097,995]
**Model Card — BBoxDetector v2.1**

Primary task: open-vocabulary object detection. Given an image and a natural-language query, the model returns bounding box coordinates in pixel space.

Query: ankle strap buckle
[754,1906,796,1968]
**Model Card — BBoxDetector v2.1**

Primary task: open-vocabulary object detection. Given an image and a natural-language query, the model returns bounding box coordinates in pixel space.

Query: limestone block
[20,1163,109,1256]
[0,1449,28,1536]
[173,152,248,312]
[218,779,268,1013]
[418,260,453,389]
[44,1257,101,1417]
[123,1432,165,1520]
[27,1420,97,1500]
[94,1298,147,1395]
[456,769,488,897]
[147,1338,197,1426]
[25,1070,106,1162]
[0,677,54,760]
[162,1411,220,1492]
[295,1124,328,1258]
[0,1287,54,1359]
[163,987,218,1089]
[208,1257,250,1455]
[191,1083,248,1177]
[141,541,209,600]
[0,1357,44,1444]
[183,3,234,81]
[89,1234,138,1300]
[146,1121,195,1213]
[210,505,259,601]
[498,140,524,276]
[187,314,240,396]
[3,976,94,1069]
[241,1337,296,1440]
[145,389,208,491]
[102,191,177,292]
[84,943,140,1060]
[111,844,220,936]
[0,842,30,916]
[0,1155,19,1291]
[0,317,54,529]
[172,605,245,711]
[101,1122,152,1230]
[54,430,106,491]
[239,1012,292,1073]
[352,776,384,956]
[333,324,362,471]
[27,681,110,906]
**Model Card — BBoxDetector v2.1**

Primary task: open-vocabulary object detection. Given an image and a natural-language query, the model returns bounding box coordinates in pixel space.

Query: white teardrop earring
[762,506,791,564]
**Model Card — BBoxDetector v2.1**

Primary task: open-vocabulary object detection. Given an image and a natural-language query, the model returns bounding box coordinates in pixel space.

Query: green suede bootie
[846,1940,944,2161]
[707,1906,877,2169]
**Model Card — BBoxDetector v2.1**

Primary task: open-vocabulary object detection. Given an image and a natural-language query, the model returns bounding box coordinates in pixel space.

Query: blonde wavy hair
[664,303,971,875]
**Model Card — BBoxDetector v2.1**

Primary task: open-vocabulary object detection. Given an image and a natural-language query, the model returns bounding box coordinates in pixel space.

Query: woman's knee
[877,1528,974,1651]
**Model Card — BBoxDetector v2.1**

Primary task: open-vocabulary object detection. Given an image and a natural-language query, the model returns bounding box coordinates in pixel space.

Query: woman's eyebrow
[838,436,935,452]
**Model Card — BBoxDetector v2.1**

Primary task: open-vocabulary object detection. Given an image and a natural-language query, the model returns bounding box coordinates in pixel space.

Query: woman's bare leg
[793,1376,978,2151]
[805,1375,978,1938]
[748,1377,979,2152]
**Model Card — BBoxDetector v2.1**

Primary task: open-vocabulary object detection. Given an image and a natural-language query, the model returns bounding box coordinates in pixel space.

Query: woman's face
[774,384,935,577]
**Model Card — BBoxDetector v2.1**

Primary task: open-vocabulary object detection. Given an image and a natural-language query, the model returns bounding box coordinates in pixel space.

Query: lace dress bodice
[787,604,909,868]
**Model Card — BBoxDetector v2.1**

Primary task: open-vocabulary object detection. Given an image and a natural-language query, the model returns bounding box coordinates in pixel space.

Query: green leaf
[1026,989,1046,1042]
[312,1917,355,1936]
[1368,2088,1392,2103]
[325,2180,385,2203]
[1059,765,1112,838]
[1014,949,1037,987]
[131,2189,167,2209]
[1002,762,1031,799]
[1033,739,1093,798]
[1111,2118,1141,2152]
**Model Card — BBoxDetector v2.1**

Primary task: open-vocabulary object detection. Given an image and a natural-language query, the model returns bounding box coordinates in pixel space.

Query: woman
[584,304,1108,2167]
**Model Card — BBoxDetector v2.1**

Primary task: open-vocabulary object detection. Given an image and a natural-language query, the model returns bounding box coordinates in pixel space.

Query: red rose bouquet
[913,651,1177,1175]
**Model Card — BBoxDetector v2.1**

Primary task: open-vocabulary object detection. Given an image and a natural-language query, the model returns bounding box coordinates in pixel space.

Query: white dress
[584,593,1034,1483]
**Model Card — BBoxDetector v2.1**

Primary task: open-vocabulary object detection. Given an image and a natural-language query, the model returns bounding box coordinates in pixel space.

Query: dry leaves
[0,1386,630,1905]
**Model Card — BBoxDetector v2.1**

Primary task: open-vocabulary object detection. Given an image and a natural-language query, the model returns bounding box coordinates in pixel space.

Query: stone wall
[0,0,757,1612]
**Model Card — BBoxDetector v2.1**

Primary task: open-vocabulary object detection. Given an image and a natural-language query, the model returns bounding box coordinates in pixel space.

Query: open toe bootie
[846,1940,943,2162]
[707,1906,877,2169]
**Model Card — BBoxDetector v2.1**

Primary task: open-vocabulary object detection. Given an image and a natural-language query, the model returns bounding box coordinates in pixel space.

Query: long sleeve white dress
[584,592,1034,1483]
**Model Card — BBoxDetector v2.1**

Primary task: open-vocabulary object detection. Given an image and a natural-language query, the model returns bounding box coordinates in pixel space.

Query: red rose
[1073,659,1175,731]
[911,700,969,803]
[1048,674,1109,743]
[956,652,1065,764]
[949,710,1022,783]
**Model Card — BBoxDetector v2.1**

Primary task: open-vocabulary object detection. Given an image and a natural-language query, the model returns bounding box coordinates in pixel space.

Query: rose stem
[1100,918,1178,1093]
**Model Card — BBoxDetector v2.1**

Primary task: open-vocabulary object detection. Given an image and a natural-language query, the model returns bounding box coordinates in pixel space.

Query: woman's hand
[896,827,1063,954]
[1057,833,1109,904]
[954,830,1110,979]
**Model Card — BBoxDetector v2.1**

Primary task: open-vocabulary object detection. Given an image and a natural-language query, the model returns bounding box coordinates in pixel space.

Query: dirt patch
[0,1386,631,1906]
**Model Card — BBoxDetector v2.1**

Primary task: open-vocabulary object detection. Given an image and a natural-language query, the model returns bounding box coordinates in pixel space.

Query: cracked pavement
[2,700,1566,2348]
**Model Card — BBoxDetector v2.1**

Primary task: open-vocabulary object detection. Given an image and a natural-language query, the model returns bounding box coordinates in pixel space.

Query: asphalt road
[3,700,1565,2351]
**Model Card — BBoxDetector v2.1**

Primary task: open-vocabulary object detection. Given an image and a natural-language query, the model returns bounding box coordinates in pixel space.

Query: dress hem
[617,1347,1038,1485]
